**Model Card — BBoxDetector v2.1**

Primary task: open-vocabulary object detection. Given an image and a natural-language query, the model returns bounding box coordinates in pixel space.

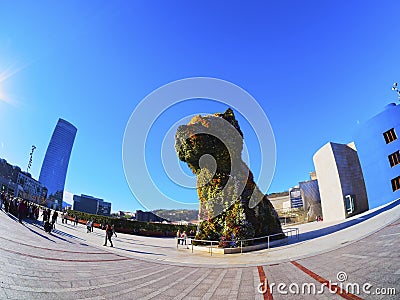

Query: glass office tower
[39,118,77,210]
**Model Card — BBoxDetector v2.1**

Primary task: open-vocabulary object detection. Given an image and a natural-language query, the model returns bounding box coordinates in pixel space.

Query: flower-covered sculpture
[175,108,283,246]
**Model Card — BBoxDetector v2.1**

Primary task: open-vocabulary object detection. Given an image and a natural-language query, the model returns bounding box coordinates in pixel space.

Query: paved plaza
[0,200,399,299]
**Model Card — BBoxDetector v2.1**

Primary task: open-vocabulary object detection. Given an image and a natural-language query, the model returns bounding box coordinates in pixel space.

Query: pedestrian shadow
[4,212,20,222]
[22,224,56,242]
[118,239,171,249]
[113,246,166,256]
[48,230,75,244]
[2,213,55,242]
[52,228,85,241]
[23,218,84,244]
[90,231,173,249]
[289,198,400,245]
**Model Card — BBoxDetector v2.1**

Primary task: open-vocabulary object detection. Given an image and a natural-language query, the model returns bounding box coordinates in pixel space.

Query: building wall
[354,103,400,208]
[0,158,21,197]
[17,172,47,204]
[268,194,290,212]
[289,187,304,208]
[299,179,322,221]
[73,194,111,216]
[97,199,111,216]
[0,158,21,183]
[73,195,98,214]
[39,118,77,210]
[0,176,18,197]
[313,142,368,222]
[0,158,46,201]
[135,210,166,222]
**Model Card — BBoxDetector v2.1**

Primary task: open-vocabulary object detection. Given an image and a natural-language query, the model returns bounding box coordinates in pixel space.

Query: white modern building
[313,142,369,222]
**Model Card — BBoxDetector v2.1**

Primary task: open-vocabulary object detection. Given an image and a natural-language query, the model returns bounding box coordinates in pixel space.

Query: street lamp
[27,145,36,173]
[392,83,400,101]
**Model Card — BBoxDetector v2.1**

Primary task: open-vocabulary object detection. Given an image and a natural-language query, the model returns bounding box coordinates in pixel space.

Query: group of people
[82,219,117,247]
[86,220,95,233]
[1,191,118,247]
[0,191,80,234]
[1,191,41,224]
[41,208,59,232]
[61,211,69,224]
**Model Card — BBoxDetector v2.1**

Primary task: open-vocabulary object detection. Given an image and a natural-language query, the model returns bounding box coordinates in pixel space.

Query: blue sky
[0,1,399,212]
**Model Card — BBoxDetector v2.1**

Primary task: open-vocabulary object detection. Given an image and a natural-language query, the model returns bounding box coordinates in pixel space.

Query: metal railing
[176,227,299,256]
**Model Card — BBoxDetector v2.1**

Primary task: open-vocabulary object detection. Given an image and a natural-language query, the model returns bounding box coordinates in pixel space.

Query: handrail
[176,227,300,255]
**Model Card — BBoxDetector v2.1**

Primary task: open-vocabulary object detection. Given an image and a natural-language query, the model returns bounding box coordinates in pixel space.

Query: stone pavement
[0,199,399,299]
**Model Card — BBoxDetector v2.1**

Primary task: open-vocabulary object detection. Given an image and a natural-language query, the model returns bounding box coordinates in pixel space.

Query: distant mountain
[268,191,289,198]
[152,209,199,222]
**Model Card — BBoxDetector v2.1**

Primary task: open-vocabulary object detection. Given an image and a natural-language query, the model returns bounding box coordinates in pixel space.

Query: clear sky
[0,1,399,212]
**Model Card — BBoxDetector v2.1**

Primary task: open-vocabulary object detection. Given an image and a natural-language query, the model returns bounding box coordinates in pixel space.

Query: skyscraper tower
[39,118,77,210]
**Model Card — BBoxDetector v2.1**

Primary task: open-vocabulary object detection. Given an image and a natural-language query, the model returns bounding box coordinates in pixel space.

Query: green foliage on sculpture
[175,108,284,247]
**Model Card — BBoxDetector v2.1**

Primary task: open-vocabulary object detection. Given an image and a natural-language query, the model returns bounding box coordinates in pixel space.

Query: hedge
[66,210,196,237]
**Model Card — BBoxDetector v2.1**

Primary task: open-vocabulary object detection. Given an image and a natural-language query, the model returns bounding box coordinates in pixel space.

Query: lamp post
[27,145,36,173]
[392,83,400,101]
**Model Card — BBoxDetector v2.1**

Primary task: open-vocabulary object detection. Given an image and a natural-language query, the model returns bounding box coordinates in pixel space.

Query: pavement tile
[0,203,399,299]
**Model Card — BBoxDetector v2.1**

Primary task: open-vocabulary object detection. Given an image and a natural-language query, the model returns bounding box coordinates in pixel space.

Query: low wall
[186,237,289,254]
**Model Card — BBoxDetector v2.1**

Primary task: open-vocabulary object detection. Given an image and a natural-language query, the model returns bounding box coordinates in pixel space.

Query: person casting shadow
[103,224,114,247]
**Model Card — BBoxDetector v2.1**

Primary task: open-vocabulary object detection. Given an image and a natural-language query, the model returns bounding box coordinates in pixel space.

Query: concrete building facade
[0,158,21,196]
[1,158,47,202]
[17,172,47,204]
[354,103,400,208]
[268,192,291,213]
[313,142,369,222]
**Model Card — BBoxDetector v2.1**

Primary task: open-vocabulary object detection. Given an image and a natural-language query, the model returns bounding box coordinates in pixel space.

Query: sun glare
[0,83,13,105]
[0,62,28,106]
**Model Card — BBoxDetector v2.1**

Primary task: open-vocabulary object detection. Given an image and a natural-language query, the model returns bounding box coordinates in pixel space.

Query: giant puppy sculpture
[175,108,283,245]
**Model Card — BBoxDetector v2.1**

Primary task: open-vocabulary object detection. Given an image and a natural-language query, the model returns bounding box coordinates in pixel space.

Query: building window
[391,176,400,192]
[344,195,355,215]
[383,128,397,144]
[388,151,400,167]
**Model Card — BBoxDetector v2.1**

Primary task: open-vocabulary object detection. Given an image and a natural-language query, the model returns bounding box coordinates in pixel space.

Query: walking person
[46,208,51,222]
[42,208,48,223]
[34,206,39,224]
[74,215,78,226]
[9,198,16,216]
[181,231,187,245]
[51,210,58,229]
[86,220,92,233]
[112,224,117,237]
[18,200,27,223]
[64,211,68,224]
[0,192,4,210]
[28,204,33,219]
[4,195,9,213]
[42,208,51,232]
[103,224,114,247]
